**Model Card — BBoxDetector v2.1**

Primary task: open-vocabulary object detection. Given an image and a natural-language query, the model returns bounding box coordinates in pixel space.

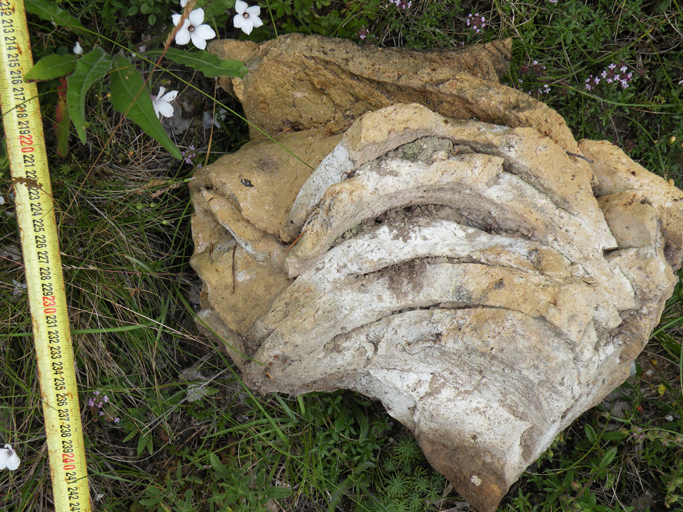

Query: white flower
[151,87,178,119]
[73,41,83,55]
[0,444,20,471]
[172,8,216,50]
[11,279,26,296]
[180,0,188,6]
[202,108,227,130]
[233,0,263,35]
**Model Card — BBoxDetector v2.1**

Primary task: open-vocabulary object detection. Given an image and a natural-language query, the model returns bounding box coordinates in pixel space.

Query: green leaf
[25,0,86,34]
[209,452,230,477]
[25,54,79,81]
[255,468,266,490]
[144,486,164,497]
[602,431,628,442]
[203,0,231,18]
[67,48,112,143]
[328,478,352,512]
[584,424,598,444]
[137,432,153,456]
[138,497,164,506]
[350,401,369,443]
[109,55,182,159]
[265,486,292,499]
[143,48,248,78]
[599,446,618,468]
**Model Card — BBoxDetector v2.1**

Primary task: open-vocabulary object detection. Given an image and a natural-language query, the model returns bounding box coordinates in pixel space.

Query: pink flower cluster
[389,0,411,9]
[585,63,634,91]
[466,13,486,33]
[87,390,120,423]
[518,60,552,96]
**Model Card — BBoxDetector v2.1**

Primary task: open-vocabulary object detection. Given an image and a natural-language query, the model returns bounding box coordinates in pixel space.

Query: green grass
[1,0,683,510]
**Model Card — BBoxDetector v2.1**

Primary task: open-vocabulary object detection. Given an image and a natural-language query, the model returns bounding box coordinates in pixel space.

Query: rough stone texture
[207,35,577,151]
[191,36,683,512]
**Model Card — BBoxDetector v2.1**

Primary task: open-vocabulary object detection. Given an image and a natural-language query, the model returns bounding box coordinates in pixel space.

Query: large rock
[207,35,577,151]
[192,37,683,512]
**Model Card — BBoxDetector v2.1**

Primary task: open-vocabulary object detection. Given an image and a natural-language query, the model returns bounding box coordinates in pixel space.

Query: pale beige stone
[190,38,683,512]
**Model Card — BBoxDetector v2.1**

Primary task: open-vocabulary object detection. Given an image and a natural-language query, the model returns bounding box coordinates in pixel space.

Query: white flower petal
[194,24,216,41]
[6,454,19,470]
[190,32,207,49]
[251,16,263,29]
[245,5,261,17]
[233,14,249,30]
[188,8,205,26]
[240,21,254,34]
[180,0,188,6]
[235,0,248,14]
[202,111,221,129]
[0,445,19,471]
[175,26,191,45]
[159,89,178,102]
[73,41,83,55]
[172,13,183,26]
[156,102,175,119]
[157,86,166,97]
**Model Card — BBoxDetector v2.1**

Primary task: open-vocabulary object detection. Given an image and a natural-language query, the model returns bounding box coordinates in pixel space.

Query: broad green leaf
[109,55,182,160]
[25,0,86,34]
[25,54,78,81]
[143,48,248,78]
[67,48,112,143]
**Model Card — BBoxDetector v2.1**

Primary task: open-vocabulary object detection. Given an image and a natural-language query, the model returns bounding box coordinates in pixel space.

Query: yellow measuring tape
[0,0,91,510]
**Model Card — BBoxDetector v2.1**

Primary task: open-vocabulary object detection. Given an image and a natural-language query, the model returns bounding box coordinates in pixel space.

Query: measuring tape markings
[0,0,91,510]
